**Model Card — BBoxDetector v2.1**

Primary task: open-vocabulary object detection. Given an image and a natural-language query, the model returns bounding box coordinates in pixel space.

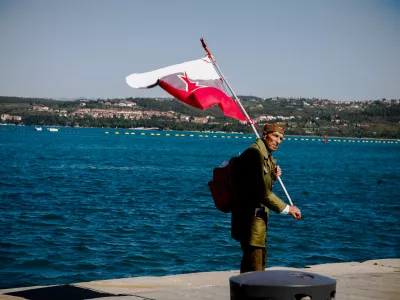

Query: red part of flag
[158,72,246,121]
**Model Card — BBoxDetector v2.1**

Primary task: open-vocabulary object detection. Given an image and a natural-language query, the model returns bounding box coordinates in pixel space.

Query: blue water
[0,125,399,289]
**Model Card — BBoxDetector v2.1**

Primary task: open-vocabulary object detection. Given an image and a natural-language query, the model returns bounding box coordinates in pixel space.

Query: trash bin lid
[230,270,336,288]
[230,270,337,300]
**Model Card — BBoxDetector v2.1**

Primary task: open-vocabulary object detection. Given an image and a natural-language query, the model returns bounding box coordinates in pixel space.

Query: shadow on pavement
[5,284,130,300]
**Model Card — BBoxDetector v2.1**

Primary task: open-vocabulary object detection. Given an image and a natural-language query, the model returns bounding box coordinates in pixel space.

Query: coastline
[1,258,399,300]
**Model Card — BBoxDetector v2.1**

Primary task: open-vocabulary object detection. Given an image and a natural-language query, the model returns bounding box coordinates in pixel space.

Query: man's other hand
[289,205,301,219]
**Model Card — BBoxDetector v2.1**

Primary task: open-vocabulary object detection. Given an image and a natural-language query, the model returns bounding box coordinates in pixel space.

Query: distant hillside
[237,95,264,101]
[1,96,399,138]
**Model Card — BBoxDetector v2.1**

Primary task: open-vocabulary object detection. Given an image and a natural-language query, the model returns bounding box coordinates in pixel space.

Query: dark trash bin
[230,270,336,300]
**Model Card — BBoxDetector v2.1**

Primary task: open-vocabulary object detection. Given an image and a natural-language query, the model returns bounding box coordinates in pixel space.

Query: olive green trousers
[240,243,267,274]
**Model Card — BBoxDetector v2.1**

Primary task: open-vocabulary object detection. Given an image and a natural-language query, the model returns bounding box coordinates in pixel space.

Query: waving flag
[126,57,246,121]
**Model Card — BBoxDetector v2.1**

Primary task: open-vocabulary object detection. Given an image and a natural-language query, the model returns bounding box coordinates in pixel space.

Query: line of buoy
[1,126,397,144]
[104,132,399,144]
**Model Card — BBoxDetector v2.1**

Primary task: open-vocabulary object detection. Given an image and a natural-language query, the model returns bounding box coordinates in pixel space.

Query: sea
[0,125,399,289]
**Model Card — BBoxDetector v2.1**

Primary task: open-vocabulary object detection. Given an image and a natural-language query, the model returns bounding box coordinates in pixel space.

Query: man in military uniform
[231,123,301,273]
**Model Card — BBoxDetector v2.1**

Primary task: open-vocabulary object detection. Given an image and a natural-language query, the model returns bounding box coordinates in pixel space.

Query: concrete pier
[1,259,399,300]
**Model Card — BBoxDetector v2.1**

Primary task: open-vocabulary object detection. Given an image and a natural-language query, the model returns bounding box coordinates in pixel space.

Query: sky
[0,0,399,101]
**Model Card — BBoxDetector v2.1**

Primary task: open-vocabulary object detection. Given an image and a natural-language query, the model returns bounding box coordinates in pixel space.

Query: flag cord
[200,38,294,207]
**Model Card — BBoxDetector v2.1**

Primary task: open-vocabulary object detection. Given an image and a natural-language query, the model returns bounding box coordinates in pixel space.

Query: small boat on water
[34,127,42,131]
[47,128,59,132]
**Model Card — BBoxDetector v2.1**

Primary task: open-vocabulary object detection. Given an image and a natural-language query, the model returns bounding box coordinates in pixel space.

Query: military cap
[263,123,286,135]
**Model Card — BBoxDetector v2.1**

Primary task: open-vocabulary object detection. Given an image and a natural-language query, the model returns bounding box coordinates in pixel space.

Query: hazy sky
[1,0,399,101]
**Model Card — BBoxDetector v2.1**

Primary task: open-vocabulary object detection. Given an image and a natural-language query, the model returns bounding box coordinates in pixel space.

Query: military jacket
[231,138,287,247]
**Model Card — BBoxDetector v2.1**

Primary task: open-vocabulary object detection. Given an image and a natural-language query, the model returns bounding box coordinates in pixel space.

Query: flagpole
[200,37,296,208]
[200,38,259,138]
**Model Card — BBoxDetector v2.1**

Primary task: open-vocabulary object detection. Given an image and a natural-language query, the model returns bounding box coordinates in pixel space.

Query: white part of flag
[126,57,219,89]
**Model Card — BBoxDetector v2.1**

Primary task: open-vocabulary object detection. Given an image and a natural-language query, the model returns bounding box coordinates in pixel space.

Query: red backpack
[208,157,238,213]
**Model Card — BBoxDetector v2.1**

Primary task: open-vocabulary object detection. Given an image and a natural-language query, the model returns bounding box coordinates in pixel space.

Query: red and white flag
[126,57,246,121]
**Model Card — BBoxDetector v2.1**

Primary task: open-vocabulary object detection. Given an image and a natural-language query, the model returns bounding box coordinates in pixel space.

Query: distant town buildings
[1,114,21,121]
[4,97,398,128]
[33,105,50,111]
[22,97,400,125]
